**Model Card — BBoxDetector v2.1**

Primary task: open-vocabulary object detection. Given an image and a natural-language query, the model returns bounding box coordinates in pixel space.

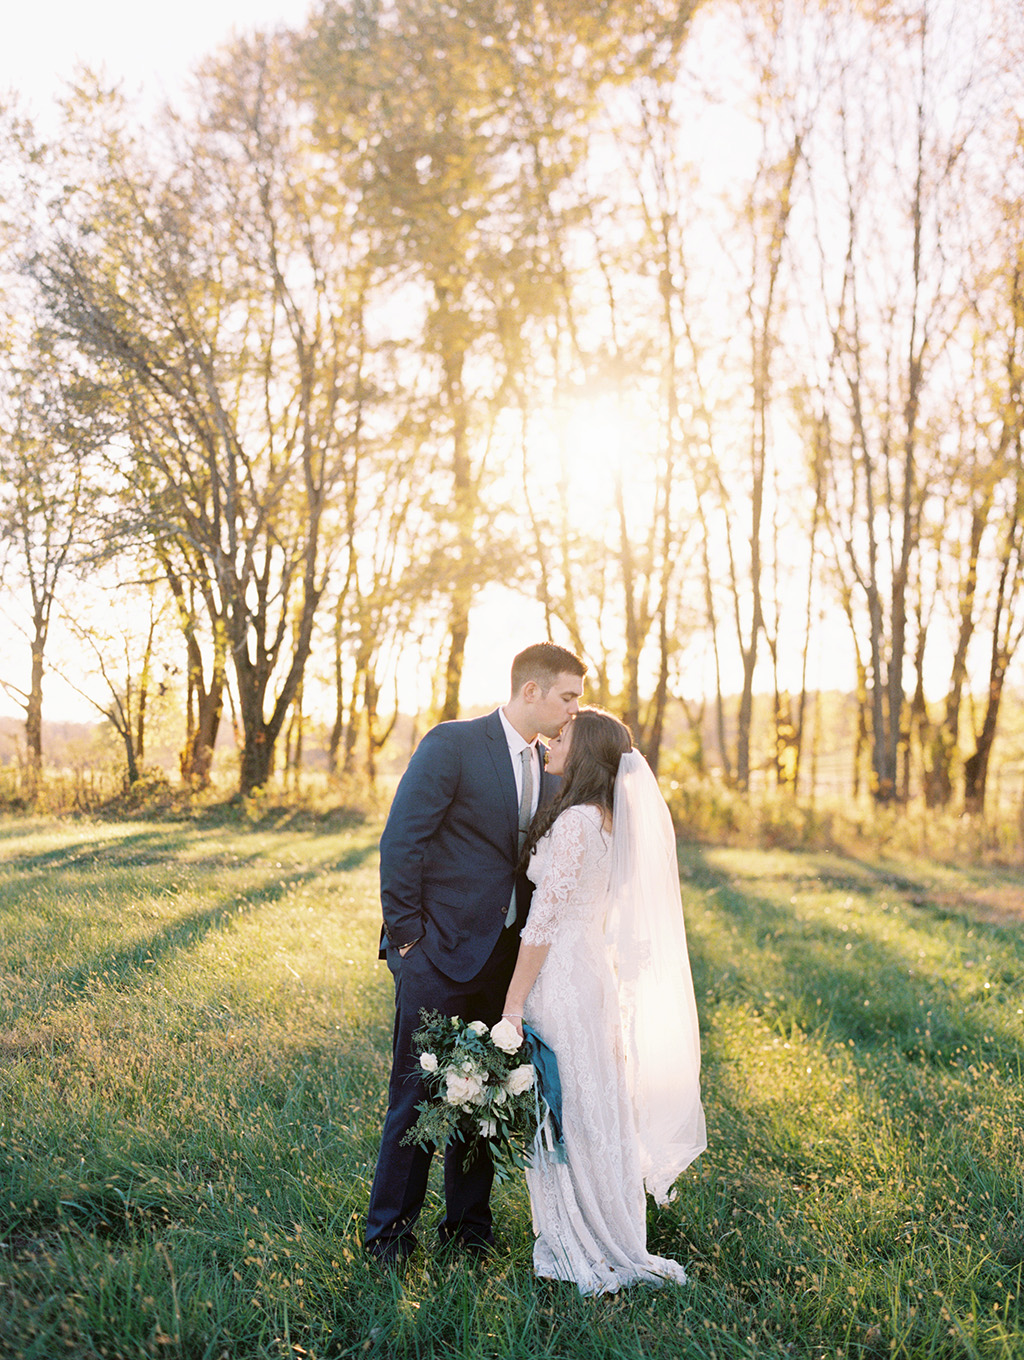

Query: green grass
[1,815,1021,1359]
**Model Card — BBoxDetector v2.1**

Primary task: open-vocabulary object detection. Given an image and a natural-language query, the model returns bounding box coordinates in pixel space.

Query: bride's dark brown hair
[520,707,633,869]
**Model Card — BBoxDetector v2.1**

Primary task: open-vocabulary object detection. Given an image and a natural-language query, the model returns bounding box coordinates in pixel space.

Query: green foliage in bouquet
[400,1010,539,1182]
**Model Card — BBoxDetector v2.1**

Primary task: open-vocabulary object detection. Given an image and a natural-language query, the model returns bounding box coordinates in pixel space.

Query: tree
[961,150,1024,812]
[56,568,173,789]
[0,110,103,791]
[303,0,701,722]
[0,331,106,789]
[810,0,981,802]
[40,51,369,794]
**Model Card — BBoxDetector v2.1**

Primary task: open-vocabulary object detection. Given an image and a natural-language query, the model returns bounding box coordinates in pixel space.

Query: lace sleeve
[519,806,592,946]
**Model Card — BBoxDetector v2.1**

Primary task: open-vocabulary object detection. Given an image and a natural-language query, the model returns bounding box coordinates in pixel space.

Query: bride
[501,708,706,1295]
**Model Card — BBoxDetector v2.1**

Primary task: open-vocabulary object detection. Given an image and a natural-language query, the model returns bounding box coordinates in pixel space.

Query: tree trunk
[735,379,766,791]
[643,611,670,776]
[441,607,469,724]
[365,667,399,788]
[233,444,325,797]
[963,668,1005,814]
[924,478,998,807]
[181,682,223,789]
[794,420,826,792]
[852,656,870,802]
[736,646,757,791]
[135,610,157,771]
[286,685,304,789]
[438,290,475,725]
[239,742,273,796]
[164,560,226,789]
[328,600,346,777]
[617,475,643,741]
[25,622,45,782]
[123,733,141,788]
[964,442,1024,812]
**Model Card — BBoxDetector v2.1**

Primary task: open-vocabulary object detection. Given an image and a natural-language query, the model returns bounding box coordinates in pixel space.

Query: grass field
[1,812,1021,1360]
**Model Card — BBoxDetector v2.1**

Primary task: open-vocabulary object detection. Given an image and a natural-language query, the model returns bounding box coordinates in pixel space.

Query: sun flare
[530,391,661,537]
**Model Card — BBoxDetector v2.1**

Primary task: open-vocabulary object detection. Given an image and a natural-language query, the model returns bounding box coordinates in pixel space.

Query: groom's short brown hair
[510,642,586,696]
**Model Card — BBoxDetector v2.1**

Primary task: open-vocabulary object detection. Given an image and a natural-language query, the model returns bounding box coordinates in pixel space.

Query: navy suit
[365,709,552,1259]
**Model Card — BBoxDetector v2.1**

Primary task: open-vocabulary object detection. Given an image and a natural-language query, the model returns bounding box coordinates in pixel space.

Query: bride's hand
[501,1010,524,1038]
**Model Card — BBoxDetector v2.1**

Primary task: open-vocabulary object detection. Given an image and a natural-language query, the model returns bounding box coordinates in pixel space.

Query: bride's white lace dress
[521,803,688,1295]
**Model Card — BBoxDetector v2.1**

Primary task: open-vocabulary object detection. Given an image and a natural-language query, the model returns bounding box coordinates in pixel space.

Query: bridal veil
[604,750,707,1204]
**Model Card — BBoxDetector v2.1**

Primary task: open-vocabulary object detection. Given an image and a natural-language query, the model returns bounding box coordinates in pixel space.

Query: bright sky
[2,0,314,124]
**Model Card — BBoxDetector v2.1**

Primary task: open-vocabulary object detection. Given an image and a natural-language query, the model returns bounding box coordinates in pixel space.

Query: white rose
[446,1072,484,1106]
[490,1018,524,1054]
[478,1118,497,1138]
[445,1073,470,1104]
[505,1064,535,1096]
[467,1020,489,1036]
[419,1052,438,1073]
[491,1087,508,1106]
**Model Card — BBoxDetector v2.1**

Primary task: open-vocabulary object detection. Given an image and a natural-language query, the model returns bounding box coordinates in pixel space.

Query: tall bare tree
[811,0,980,802]
[0,333,107,789]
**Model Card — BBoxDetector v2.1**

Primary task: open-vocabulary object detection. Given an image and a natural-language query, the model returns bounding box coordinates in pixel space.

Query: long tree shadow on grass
[6,835,1019,1359]
[0,805,380,870]
[0,826,300,884]
[1,823,381,877]
[748,844,1024,921]
[835,850,1024,929]
[48,832,382,876]
[12,839,379,1017]
[49,871,319,999]
[2,945,393,1259]
[12,1015,392,1249]
[0,826,201,872]
[678,842,1024,1072]
[665,844,1024,1299]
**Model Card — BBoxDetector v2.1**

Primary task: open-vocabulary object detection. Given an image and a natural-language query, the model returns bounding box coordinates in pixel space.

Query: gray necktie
[506,746,534,927]
[518,746,534,846]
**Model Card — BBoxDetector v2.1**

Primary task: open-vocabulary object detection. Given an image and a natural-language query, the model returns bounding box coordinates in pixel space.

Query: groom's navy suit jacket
[379,709,553,983]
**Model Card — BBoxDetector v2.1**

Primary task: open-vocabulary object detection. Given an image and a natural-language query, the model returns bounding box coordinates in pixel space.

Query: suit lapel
[485,710,520,845]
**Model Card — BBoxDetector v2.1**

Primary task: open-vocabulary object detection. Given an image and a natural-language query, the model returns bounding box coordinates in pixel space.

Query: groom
[364,641,586,1263]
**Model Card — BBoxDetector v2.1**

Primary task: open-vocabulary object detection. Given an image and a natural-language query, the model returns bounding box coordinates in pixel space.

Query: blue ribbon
[523,1022,566,1161]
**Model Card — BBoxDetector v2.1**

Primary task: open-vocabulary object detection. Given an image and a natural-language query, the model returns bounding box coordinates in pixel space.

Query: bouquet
[400,1010,540,1181]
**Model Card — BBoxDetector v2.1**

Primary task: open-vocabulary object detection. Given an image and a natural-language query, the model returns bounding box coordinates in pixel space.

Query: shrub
[663,776,1023,867]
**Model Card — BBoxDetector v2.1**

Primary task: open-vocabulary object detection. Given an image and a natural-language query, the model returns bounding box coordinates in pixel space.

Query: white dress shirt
[499,706,540,818]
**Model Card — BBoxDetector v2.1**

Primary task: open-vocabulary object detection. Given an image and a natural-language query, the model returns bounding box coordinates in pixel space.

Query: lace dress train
[521,804,688,1295]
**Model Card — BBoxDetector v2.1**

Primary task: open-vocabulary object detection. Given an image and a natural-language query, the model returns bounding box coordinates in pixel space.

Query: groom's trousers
[364,925,520,1261]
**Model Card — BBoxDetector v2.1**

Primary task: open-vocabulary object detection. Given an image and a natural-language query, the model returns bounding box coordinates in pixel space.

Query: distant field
[1,814,1021,1359]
